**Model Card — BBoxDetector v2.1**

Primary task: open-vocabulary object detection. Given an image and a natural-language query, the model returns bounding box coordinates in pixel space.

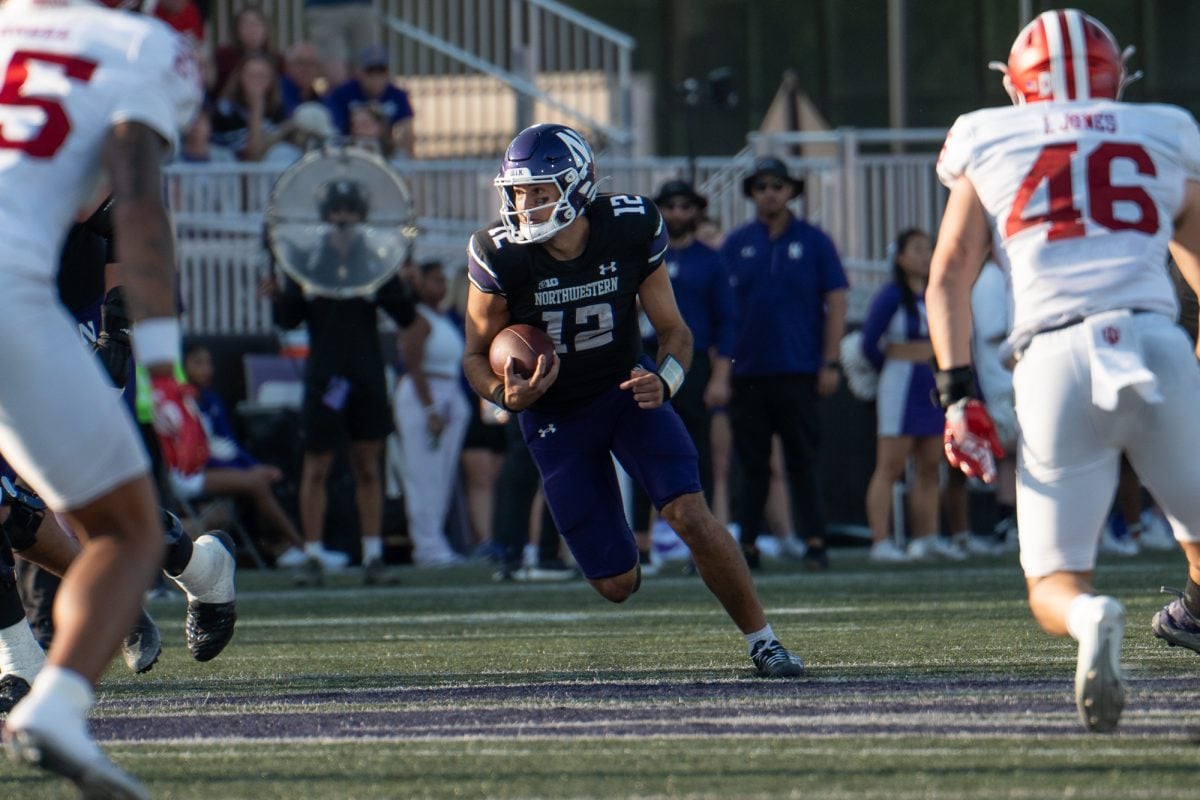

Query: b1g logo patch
[1102,326,1121,345]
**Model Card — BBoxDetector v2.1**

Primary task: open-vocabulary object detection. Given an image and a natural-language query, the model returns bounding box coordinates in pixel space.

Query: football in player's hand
[489,324,556,378]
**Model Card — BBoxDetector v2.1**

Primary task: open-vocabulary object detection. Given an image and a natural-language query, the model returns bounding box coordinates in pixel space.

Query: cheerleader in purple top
[860,229,964,563]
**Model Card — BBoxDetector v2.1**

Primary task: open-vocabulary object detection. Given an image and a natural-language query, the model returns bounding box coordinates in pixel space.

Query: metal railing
[168,128,950,334]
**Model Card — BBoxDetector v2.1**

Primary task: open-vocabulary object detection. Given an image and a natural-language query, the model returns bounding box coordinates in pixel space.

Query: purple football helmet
[494,123,597,243]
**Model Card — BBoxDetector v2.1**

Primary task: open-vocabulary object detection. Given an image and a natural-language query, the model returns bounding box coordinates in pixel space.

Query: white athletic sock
[745,623,777,654]
[361,536,383,563]
[171,536,233,604]
[0,619,46,681]
[305,541,328,556]
[1065,594,1100,642]
[28,665,93,714]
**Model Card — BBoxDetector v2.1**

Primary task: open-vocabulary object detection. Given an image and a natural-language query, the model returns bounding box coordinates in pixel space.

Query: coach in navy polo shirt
[326,46,415,157]
[721,157,848,571]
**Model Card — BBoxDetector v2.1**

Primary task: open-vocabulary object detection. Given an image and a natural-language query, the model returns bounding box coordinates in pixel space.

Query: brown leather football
[489,324,556,378]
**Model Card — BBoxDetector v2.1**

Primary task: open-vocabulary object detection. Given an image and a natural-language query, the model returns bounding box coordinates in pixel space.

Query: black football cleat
[0,674,30,714]
[121,609,162,674]
[751,639,805,678]
[185,531,237,662]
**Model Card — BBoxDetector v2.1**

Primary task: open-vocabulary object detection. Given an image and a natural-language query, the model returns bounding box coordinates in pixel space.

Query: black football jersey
[468,194,669,413]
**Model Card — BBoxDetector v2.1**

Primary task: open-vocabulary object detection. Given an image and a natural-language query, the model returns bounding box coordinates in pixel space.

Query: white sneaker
[1099,524,1139,557]
[1138,510,1177,551]
[908,536,966,562]
[274,547,309,568]
[1074,596,1125,733]
[869,539,909,563]
[5,672,148,799]
[953,532,1005,556]
[306,545,351,571]
[779,536,808,561]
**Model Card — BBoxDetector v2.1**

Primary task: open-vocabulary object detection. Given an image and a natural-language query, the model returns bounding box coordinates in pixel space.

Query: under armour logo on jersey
[788,242,804,260]
[599,262,617,275]
[538,424,557,438]
[666,261,679,279]
[1102,326,1121,345]
[740,246,756,259]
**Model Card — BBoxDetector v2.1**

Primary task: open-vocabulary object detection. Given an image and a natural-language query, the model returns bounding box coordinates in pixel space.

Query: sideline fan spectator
[212,6,280,95]
[860,229,961,563]
[326,46,415,158]
[210,54,287,161]
[179,345,308,567]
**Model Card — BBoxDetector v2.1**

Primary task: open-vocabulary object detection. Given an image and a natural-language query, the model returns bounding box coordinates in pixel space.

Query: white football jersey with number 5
[938,99,1200,350]
[0,0,200,281]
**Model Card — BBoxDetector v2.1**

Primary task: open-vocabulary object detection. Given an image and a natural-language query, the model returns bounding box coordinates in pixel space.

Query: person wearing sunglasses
[720,157,849,571]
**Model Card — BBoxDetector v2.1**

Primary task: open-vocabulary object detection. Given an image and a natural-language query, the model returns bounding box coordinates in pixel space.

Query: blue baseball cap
[358,45,389,69]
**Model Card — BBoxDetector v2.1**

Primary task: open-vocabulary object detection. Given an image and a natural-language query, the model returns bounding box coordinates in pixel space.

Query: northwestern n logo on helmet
[556,129,592,169]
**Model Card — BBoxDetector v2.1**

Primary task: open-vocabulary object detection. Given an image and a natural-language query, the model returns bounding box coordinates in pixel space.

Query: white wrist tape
[130,317,182,367]
[657,354,685,399]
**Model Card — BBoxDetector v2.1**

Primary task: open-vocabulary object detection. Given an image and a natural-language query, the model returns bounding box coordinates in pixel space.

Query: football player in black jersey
[463,124,804,677]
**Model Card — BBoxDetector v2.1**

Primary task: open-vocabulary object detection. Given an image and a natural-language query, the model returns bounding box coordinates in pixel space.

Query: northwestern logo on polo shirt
[788,242,804,259]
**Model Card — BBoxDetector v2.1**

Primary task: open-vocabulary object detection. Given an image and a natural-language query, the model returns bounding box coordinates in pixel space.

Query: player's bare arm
[1169,180,1200,359]
[463,284,558,412]
[101,121,176,375]
[622,266,693,409]
[927,176,992,370]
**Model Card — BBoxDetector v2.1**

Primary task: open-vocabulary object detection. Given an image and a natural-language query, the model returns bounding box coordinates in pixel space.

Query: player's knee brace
[161,508,193,576]
[0,477,45,552]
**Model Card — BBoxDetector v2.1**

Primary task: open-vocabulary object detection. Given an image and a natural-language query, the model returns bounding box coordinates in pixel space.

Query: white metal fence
[169,128,949,333]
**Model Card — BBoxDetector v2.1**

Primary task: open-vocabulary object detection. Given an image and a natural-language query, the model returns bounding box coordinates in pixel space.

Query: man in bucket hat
[721,157,848,571]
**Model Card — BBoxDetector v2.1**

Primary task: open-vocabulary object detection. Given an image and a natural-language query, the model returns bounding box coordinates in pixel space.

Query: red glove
[150,375,208,475]
[943,398,1005,484]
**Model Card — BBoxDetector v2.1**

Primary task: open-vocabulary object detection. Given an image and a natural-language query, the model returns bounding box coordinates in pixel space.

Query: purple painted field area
[90,677,1200,743]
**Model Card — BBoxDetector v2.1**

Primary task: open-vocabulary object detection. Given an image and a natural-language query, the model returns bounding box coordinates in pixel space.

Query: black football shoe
[184,531,238,662]
[121,609,162,674]
[0,674,30,714]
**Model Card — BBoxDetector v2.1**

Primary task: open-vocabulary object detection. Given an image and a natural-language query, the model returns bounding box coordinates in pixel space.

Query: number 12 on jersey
[542,304,614,354]
[1005,142,1160,241]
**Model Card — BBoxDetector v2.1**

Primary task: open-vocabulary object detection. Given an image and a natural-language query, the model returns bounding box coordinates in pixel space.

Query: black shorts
[462,403,507,453]
[302,372,393,452]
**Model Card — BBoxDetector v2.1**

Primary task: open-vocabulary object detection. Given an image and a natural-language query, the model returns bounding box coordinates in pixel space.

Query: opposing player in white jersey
[926,8,1200,734]
[0,0,217,796]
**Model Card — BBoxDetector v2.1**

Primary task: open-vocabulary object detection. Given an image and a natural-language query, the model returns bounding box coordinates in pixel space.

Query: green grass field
[3,548,1199,799]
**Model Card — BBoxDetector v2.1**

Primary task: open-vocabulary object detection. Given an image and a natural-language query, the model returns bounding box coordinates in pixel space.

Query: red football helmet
[993,9,1133,105]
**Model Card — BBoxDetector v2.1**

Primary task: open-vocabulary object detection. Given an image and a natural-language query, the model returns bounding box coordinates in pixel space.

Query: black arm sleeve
[272,275,308,330]
[375,275,416,329]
